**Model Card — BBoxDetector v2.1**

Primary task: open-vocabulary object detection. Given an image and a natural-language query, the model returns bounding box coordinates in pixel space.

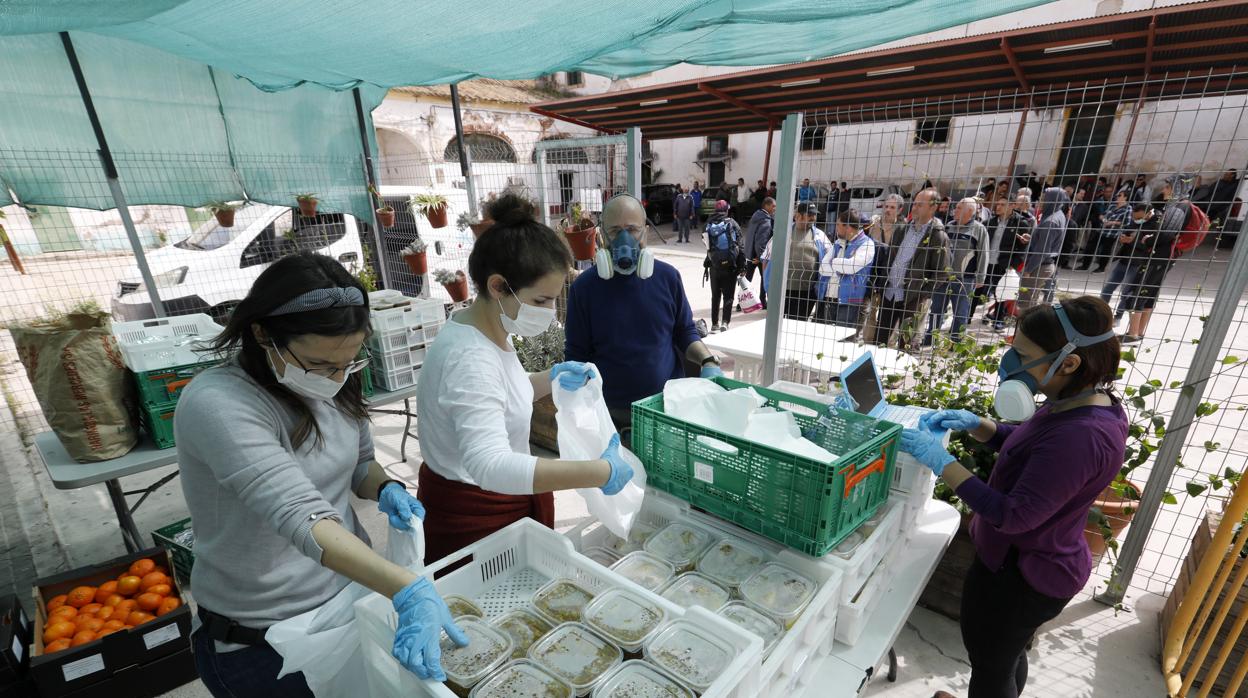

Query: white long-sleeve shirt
[416,317,538,495]
[820,231,875,299]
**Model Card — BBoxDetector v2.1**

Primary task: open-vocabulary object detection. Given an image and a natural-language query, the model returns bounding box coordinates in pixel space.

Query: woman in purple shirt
[901,296,1127,698]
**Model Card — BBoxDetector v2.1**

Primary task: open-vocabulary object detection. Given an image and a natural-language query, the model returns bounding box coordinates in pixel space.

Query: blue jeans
[676,217,692,242]
[1100,260,1141,315]
[193,627,313,698]
[928,273,975,341]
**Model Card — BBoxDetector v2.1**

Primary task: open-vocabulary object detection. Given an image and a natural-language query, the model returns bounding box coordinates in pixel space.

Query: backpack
[1172,203,1210,257]
[705,218,741,271]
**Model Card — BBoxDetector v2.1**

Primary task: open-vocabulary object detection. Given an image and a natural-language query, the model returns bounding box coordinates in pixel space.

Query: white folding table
[703,319,917,384]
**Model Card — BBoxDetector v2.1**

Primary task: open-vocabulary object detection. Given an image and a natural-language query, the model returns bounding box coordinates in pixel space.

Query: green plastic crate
[140,402,177,449]
[631,376,900,557]
[151,518,194,587]
[133,359,219,406]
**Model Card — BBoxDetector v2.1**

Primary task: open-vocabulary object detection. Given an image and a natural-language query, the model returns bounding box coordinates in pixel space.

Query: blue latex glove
[700,364,725,379]
[600,433,634,495]
[919,409,980,434]
[550,361,597,391]
[379,482,425,531]
[900,428,957,477]
[392,578,468,681]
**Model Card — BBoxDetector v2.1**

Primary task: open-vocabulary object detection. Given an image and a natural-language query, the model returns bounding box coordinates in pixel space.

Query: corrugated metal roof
[393,78,568,105]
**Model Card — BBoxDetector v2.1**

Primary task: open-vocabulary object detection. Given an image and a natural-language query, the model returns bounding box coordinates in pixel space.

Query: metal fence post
[1097,227,1248,605]
[450,84,479,219]
[761,113,803,384]
[352,88,392,292]
[626,127,642,199]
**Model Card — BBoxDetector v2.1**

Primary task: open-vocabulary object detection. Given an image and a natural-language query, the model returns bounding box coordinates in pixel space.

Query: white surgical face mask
[499,290,556,337]
[267,348,347,401]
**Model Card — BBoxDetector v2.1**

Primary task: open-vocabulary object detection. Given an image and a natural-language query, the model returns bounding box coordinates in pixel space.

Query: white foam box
[834,534,906,646]
[354,518,763,698]
[892,452,936,541]
[565,488,843,698]
[822,499,903,605]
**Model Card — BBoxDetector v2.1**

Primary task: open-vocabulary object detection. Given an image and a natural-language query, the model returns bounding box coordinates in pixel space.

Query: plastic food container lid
[582,588,667,651]
[644,523,713,569]
[739,563,817,625]
[717,601,784,657]
[584,546,621,568]
[831,531,865,559]
[441,618,514,689]
[491,609,554,661]
[605,521,656,556]
[659,572,730,613]
[697,537,769,588]
[609,551,675,592]
[445,594,484,619]
[591,660,695,698]
[531,578,597,626]
[643,619,737,693]
[529,622,623,695]
[469,659,574,698]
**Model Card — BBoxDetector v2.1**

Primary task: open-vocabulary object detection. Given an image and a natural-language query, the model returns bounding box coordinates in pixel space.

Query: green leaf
[1204,440,1221,452]
[1139,385,1155,397]
[1162,491,1180,505]
[815,353,824,360]
[1223,355,1241,365]
[1184,483,1207,498]
[1122,349,1137,362]
[1148,379,1162,387]
[1196,402,1220,418]
[1129,396,1146,411]
[1192,339,1201,345]
[1170,380,1183,389]
[1124,386,1137,397]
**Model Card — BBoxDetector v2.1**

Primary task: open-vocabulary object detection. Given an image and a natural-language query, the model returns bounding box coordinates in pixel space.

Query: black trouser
[708,270,736,326]
[783,285,818,321]
[1079,235,1115,269]
[871,296,911,346]
[960,551,1071,698]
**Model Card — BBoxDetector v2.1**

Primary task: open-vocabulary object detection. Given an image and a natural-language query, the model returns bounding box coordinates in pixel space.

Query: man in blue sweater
[565,195,724,440]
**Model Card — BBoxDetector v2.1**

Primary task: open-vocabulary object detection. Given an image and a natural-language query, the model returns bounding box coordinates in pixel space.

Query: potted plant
[410,192,449,229]
[400,239,428,276]
[457,211,491,240]
[296,193,318,218]
[433,268,470,303]
[559,202,598,261]
[206,201,239,227]
[368,184,395,228]
[515,324,566,451]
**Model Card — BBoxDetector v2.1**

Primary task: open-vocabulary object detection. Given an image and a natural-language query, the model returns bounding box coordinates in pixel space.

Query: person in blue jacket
[565,194,725,443]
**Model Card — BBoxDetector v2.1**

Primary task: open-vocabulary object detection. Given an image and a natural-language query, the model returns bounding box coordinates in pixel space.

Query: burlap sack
[10,311,137,461]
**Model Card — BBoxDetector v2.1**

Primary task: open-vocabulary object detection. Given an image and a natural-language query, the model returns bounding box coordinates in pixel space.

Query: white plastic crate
[372,346,427,375]
[112,314,223,372]
[368,326,421,354]
[370,298,446,332]
[374,366,418,392]
[834,535,905,646]
[565,488,842,698]
[354,518,762,698]
[823,500,903,604]
[892,453,936,541]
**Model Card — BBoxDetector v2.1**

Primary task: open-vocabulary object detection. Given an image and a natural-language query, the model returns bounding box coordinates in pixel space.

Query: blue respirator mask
[994,302,1116,422]
[595,226,654,280]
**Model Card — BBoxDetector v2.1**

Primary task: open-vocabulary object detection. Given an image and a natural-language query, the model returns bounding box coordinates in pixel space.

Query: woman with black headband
[174,252,463,696]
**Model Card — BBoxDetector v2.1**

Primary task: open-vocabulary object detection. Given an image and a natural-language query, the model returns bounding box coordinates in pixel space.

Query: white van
[111,204,365,322]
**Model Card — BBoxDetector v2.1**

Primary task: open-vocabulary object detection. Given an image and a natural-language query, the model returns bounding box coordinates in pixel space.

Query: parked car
[642,183,680,224]
[111,204,364,322]
[847,183,910,217]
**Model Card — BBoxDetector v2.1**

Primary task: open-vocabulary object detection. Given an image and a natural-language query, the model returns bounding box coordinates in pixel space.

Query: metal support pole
[761,113,803,384]
[1111,17,1156,190]
[450,84,479,218]
[353,87,393,291]
[762,120,776,186]
[61,32,166,318]
[536,148,551,228]
[1097,217,1248,605]
[1004,98,1030,195]
[625,127,643,199]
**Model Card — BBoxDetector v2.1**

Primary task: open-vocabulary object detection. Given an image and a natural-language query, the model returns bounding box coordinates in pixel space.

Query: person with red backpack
[702,199,745,333]
[1120,173,1203,344]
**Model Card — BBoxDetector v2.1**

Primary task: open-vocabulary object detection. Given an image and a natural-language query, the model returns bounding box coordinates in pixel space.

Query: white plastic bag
[552,367,647,539]
[736,276,763,314]
[996,267,1021,302]
[267,518,426,697]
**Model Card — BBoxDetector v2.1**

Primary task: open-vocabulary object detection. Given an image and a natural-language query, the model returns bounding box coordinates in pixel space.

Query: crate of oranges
[30,546,194,697]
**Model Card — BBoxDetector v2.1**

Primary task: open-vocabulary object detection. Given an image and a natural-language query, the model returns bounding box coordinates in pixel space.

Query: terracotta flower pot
[377,208,396,228]
[443,276,470,303]
[297,198,318,217]
[1084,480,1143,557]
[403,251,428,276]
[213,209,235,227]
[564,224,598,261]
[424,204,449,229]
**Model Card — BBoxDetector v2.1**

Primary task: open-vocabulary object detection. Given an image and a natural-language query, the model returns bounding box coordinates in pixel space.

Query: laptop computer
[837,351,933,428]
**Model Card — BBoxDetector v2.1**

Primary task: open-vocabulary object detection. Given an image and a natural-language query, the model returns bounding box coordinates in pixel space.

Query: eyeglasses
[283,346,371,380]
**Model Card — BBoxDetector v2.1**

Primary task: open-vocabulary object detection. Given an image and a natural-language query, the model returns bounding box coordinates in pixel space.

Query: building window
[530,136,589,164]
[914,118,951,146]
[707,136,729,157]
[443,133,516,163]
[800,126,825,152]
[565,71,583,87]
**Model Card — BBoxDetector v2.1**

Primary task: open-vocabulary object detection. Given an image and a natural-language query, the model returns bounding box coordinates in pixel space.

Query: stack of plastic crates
[113,314,224,449]
[366,297,445,392]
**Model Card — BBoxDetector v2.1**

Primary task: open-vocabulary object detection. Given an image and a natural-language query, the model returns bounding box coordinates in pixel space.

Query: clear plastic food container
[584,546,621,568]
[529,622,624,696]
[738,562,818,629]
[441,618,514,697]
[643,619,737,694]
[831,531,865,560]
[696,536,768,589]
[591,660,695,698]
[444,594,484,620]
[659,572,730,613]
[609,551,675,592]
[717,601,784,658]
[644,523,713,572]
[582,588,667,653]
[604,521,657,556]
[531,578,597,625]
[492,608,554,660]
[469,659,574,698]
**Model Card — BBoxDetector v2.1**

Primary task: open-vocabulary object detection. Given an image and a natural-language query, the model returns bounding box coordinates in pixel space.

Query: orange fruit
[66,586,96,608]
[70,630,96,647]
[157,597,181,615]
[115,600,137,616]
[146,584,172,598]
[46,595,68,612]
[103,594,125,608]
[94,581,118,604]
[139,572,169,592]
[79,603,103,616]
[154,566,170,577]
[96,627,121,639]
[75,617,104,633]
[125,611,155,626]
[43,621,77,642]
[128,559,156,577]
[116,576,141,597]
[135,593,162,612]
[94,606,115,621]
[49,606,78,622]
[103,619,125,631]
[44,638,72,654]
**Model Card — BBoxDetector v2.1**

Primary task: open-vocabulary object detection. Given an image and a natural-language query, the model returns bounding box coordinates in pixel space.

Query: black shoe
[1058,262,1073,270]
[1075,264,1090,271]
[1121,334,1143,345]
